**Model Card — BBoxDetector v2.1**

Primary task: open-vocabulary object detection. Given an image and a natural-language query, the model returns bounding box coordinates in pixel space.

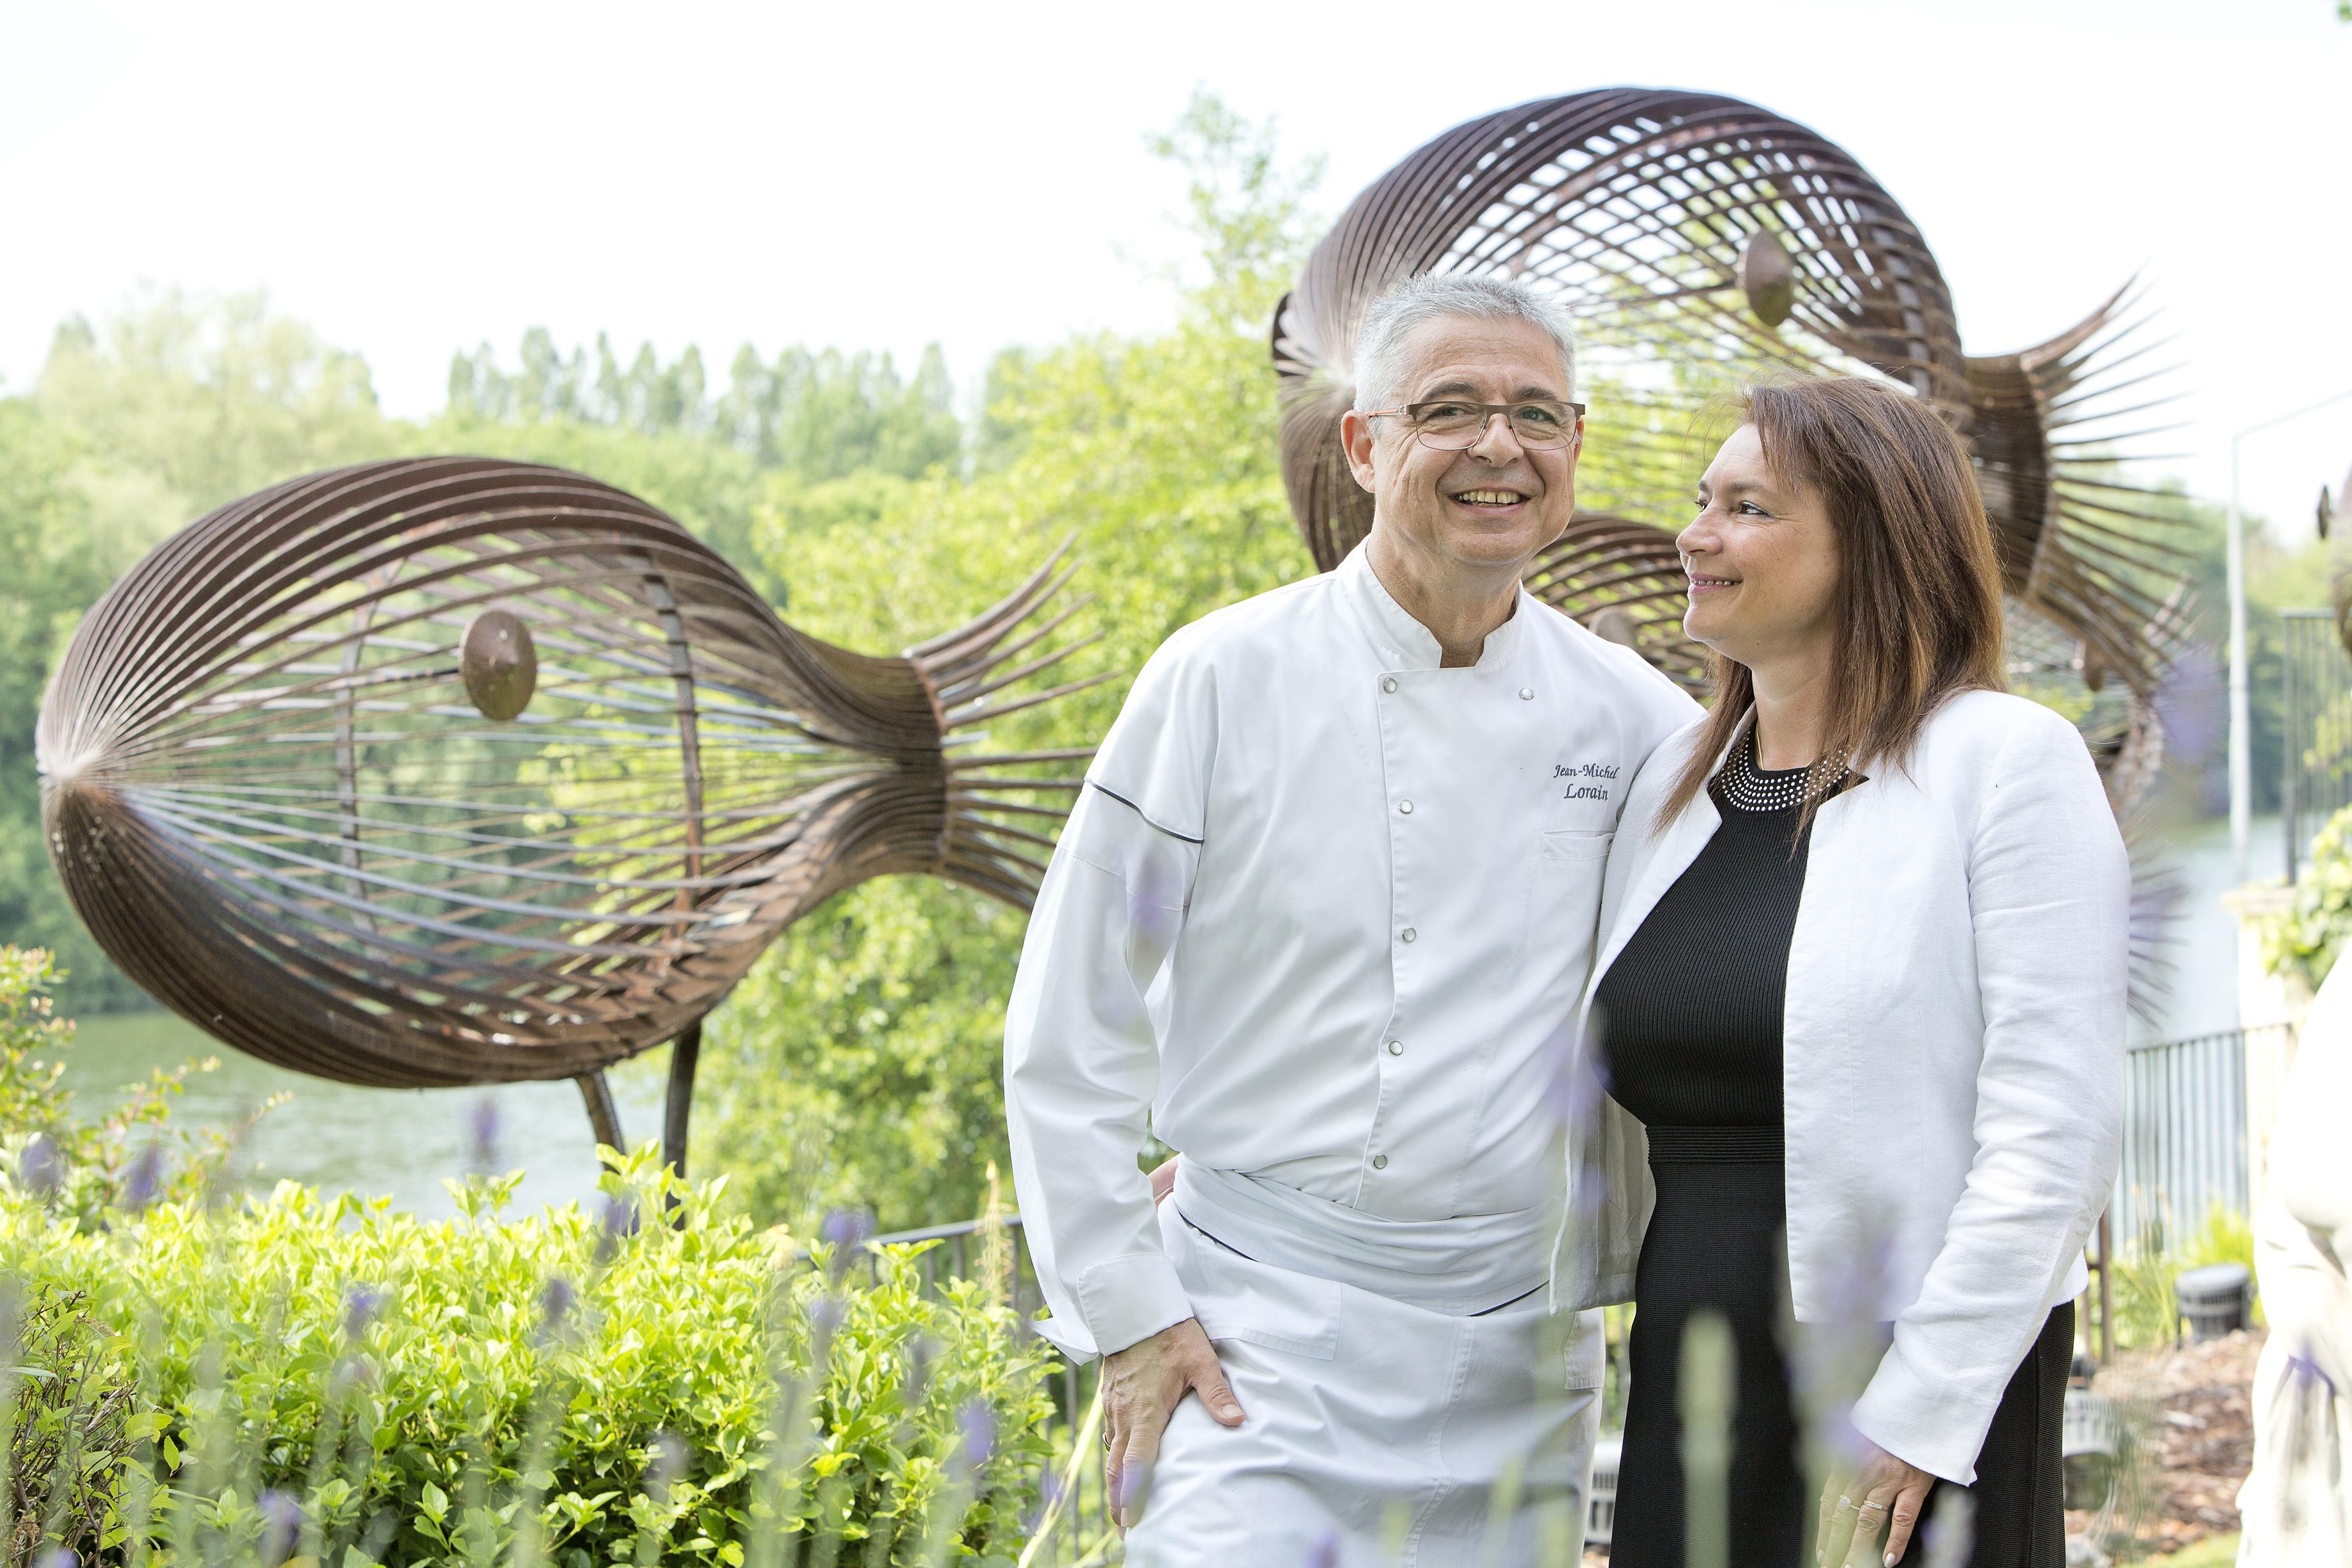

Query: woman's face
[1677,424,1842,672]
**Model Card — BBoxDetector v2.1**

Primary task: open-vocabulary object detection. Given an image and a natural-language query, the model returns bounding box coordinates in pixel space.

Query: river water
[52,814,2284,1218]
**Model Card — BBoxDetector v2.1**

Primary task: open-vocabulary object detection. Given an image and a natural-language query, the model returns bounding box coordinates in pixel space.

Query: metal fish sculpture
[37,456,1099,1162]
[1272,87,2194,1000]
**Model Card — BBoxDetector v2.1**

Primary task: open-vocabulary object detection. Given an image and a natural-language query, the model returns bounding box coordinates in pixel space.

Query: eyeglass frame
[1361,398,1588,452]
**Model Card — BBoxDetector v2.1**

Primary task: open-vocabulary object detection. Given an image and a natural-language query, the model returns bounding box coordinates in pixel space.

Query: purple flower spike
[1304,1529,1341,1568]
[32,1549,79,1568]
[538,1275,577,1336]
[20,1135,62,1200]
[809,1294,847,1338]
[123,1140,165,1213]
[343,1283,384,1342]
[957,1397,995,1471]
[902,1334,937,1405]
[258,1489,303,1565]
[593,1194,639,1264]
[467,1095,501,1172]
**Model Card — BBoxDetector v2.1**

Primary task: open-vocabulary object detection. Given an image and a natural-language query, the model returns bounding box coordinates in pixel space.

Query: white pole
[2226,387,2352,889]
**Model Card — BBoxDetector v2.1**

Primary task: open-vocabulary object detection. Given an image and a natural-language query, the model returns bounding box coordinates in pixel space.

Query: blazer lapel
[1583,710,1753,1007]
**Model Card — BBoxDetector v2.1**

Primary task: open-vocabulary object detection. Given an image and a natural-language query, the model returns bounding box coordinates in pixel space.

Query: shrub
[1,1144,1055,1567]
[0,947,250,1227]
[2256,802,2352,988]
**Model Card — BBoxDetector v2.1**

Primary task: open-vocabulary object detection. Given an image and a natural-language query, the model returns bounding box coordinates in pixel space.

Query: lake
[52,813,2284,1217]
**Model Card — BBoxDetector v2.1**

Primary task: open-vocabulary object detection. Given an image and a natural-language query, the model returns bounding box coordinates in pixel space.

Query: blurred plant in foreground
[0,1142,1056,1566]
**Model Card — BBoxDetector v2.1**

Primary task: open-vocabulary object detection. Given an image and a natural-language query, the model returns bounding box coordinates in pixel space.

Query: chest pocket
[1541,829,1614,863]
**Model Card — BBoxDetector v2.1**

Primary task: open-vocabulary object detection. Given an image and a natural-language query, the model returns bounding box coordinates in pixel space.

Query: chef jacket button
[1387,1040,1403,1056]
[1520,687,1535,700]
[1398,799,1414,815]
[1381,676,1398,694]
[1372,1154,1389,1170]
[1401,927,1417,943]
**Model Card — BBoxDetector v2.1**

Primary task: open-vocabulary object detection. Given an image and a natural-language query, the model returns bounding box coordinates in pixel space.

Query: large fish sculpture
[1270,88,2195,996]
[37,457,1097,1161]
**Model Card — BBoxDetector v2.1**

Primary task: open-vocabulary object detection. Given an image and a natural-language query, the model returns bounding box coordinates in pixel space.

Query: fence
[2279,607,2352,882]
[2110,1023,2278,1247]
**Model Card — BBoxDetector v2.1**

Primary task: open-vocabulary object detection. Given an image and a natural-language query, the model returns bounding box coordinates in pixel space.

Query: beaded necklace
[1713,727,1851,814]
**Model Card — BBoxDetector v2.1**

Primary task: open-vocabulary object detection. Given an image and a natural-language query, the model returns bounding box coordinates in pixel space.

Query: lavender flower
[467,1095,501,1174]
[258,1489,303,1565]
[343,1283,384,1342]
[957,1397,994,1472]
[122,1140,165,1213]
[32,1549,78,1568]
[538,1274,577,1339]
[819,1208,874,1279]
[19,1134,61,1200]
[1304,1530,1341,1568]
[902,1334,937,1408]
[593,1194,639,1265]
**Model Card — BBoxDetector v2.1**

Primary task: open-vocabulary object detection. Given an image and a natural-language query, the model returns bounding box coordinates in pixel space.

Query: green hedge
[1,1144,1055,1567]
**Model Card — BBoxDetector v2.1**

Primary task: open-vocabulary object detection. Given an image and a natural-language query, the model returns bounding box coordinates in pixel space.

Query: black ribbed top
[1594,769,1836,1135]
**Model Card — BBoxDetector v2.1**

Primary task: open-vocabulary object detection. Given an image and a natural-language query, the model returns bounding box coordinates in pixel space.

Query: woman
[1566,377,2127,1568]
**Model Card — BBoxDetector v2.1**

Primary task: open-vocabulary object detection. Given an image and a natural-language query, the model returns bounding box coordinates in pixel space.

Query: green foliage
[2256,801,2352,986]
[698,881,1026,1230]
[0,406,137,1012]
[447,332,962,483]
[2101,1203,2262,1354]
[0,947,242,1225]
[2,1144,1053,1567]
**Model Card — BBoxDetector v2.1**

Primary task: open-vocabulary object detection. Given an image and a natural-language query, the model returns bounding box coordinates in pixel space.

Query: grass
[2143,1532,2239,1566]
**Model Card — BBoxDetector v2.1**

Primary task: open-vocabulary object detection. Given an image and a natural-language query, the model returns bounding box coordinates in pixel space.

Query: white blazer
[1551,690,2128,1484]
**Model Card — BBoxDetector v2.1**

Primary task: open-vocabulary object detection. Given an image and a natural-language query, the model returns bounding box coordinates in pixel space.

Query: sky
[5,0,2349,541]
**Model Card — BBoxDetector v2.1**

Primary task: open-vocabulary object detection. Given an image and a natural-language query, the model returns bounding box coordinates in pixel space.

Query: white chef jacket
[1004,545,1699,1360]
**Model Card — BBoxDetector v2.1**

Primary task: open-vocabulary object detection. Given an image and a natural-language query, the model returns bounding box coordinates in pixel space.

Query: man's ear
[1340,407,1379,495]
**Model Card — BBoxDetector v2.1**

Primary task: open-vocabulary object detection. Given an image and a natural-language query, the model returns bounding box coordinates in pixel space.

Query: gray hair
[1351,273,1577,414]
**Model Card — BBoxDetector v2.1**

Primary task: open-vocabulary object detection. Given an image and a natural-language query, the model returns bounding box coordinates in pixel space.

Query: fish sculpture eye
[461,608,537,722]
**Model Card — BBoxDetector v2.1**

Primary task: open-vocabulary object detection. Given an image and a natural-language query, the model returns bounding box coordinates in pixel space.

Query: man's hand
[1148,1155,1179,1206]
[1816,1441,1936,1566]
[1103,1316,1243,1531]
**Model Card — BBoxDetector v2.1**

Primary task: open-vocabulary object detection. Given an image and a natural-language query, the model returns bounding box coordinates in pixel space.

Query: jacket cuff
[1849,1348,1994,1486]
[1075,1251,1194,1357]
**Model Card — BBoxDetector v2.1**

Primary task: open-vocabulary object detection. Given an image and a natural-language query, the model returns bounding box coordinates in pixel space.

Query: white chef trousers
[1125,1201,1603,1568]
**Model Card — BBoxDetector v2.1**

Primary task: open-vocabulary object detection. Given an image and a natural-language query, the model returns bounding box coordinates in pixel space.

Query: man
[1004,273,1699,1564]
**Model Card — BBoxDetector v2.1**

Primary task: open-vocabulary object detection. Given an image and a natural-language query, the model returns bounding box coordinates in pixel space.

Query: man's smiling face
[1341,313,1582,575]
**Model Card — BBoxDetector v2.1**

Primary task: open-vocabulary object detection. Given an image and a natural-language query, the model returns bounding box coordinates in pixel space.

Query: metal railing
[2110,1023,2280,1247]
[2279,607,2352,882]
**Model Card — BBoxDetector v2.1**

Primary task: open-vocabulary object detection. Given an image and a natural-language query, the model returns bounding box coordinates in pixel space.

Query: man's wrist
[1076,1251,1193,1356]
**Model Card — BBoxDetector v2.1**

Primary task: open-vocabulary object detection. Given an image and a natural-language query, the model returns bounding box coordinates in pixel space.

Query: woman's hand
[1148,1155,1179,1206]
[1816,1443,1936,1566]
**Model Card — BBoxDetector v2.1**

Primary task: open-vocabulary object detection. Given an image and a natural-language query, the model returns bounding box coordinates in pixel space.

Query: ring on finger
[1857,1500,1888,1515]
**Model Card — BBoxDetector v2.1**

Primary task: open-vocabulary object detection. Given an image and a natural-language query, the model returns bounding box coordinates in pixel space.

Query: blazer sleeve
[1850,704,2128,1483]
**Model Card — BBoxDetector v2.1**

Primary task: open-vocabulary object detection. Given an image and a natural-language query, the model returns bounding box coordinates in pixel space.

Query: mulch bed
[2070,1327,2262,1557]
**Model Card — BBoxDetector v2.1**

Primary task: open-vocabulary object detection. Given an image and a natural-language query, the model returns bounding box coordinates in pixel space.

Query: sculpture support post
[576,1070,624,1155]
[664,1020,702,1182]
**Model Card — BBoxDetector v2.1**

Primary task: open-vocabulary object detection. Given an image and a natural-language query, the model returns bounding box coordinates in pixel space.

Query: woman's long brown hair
[1660,376,2008,826]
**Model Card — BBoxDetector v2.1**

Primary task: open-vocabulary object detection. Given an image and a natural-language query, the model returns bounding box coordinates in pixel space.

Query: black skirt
[1605,1131,2071,1568]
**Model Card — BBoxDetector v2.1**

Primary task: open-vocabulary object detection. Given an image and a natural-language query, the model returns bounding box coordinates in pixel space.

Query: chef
[1004,272,1699,1565]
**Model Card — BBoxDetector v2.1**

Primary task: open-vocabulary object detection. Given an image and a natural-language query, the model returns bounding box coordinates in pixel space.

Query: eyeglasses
[1364,399,1587,452]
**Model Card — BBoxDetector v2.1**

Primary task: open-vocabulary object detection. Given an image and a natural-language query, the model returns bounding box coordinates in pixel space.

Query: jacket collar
[1337,542,1529,673]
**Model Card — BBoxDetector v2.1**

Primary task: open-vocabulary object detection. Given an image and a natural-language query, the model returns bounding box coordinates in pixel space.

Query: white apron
[1125,1200,1603,1568]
